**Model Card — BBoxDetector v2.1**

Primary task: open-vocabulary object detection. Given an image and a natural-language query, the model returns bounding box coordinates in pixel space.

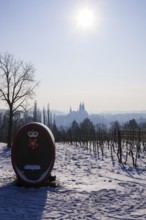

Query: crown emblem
[28,131,39,138]
[28,138,38,150]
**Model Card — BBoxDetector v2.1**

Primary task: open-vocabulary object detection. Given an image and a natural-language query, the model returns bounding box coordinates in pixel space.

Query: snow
[0,142,146,219]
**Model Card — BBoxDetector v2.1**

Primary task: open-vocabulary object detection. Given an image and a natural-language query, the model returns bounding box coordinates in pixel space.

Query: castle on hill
[54,102,88,128]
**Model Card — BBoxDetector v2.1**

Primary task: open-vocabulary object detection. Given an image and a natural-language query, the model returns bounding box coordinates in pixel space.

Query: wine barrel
[11,122,55,186]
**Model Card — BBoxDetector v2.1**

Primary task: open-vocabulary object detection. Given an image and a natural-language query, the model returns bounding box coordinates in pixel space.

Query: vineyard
[61,128,146,167]
[0,107,146,167]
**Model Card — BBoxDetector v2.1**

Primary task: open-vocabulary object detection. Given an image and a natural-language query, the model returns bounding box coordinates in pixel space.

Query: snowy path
[0,143,146,219]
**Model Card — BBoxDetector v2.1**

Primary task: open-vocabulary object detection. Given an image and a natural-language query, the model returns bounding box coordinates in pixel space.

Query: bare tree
[0,52,39,147]
[33,100,41,122]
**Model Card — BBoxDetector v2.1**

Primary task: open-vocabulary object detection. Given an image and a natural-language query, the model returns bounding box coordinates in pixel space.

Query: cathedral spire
[79,102,85,112]
[69,106,72,114]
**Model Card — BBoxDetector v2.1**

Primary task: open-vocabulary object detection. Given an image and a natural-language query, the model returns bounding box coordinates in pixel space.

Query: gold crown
[28,131,39,138]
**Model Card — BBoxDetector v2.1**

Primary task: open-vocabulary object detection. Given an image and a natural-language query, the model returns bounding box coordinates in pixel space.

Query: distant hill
[51,110,67,116]
[1,105,146,128]
[53,104,146,128]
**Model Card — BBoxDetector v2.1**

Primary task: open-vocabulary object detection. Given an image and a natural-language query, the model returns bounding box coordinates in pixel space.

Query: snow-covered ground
[0,142,146,220]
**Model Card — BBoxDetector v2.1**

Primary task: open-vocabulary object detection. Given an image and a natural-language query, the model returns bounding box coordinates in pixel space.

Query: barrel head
[11,122,55,186]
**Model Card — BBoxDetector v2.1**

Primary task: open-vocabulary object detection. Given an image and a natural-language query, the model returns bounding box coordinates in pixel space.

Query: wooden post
[117,129,122,163]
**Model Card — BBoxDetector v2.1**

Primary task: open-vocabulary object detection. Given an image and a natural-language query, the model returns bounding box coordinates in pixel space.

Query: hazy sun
[76,7,95,30]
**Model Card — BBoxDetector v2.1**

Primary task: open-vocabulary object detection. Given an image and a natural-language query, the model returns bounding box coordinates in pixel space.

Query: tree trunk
[7,107,13,147]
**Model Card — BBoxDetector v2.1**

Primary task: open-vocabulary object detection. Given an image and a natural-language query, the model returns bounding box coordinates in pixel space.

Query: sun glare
[76,7,95,30]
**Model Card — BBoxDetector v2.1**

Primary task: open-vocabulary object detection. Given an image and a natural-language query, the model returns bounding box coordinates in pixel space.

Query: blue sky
[0,0,146,113]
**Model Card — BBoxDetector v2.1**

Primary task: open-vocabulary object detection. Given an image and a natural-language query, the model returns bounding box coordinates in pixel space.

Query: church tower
[79,102,85,112]
[69,106,72,114]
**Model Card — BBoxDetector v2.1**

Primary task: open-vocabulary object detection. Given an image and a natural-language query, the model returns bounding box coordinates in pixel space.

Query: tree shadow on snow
[0,182,49,220]
[119,163,146,178]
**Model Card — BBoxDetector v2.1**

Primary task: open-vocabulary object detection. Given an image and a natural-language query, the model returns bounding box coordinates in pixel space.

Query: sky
[0,0,146,113]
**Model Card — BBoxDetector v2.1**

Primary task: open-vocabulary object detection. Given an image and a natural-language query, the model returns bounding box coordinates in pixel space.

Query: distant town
[54,102,146,128]
[1,102,146,129]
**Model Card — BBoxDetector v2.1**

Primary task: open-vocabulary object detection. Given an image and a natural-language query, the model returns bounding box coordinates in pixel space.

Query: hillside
[0,142,146,219]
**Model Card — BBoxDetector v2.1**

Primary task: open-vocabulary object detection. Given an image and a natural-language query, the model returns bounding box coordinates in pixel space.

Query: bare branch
[0,52,40,146]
